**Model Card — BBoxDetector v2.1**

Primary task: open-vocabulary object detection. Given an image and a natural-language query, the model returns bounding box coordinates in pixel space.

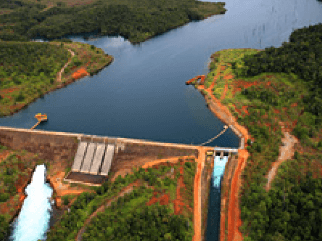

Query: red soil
[0,88,19,94]
[224,74,234,80]
[159,193,169,205]
[241,106,249,115]
[146,191,159,206]
[174,165,185,215]
[274,109,280,114]
[146,190,170,206]
[221,66,226,71]
[232,80,271,97]
[291,103,298,107]
[72,68,90,80]
[227,150,249,241]
[221,83,228,100]
[186,75,205,85]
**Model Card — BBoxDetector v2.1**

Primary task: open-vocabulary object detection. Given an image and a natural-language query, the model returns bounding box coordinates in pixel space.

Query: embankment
[194,70,250,241]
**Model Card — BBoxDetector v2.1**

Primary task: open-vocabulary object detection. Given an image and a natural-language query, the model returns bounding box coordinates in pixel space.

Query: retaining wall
[0,127,79,163]
[0,126,200,164]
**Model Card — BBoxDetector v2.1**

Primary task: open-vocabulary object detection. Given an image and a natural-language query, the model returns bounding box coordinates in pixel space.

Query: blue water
[0,0,321,240]
[9,165,52,241]
[206,155,229,241]
[212,156,229,188]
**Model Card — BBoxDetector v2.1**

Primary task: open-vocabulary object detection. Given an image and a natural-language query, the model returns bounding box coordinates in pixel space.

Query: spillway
[206,155,229,241]
[9,164,53,241]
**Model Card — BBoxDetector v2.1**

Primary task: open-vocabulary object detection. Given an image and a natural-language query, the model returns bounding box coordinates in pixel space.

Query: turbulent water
[9,165,53,241]
[212,156,229,188]
[206,155,229,241]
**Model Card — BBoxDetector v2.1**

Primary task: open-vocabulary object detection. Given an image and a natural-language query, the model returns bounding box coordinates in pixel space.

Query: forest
[203,24,322,240]
[236,23,322,118]
[0,41,68,116]
[0,0,226,43]
[225,24,322,241]
[0,40,113,116]
[47,159,196,241]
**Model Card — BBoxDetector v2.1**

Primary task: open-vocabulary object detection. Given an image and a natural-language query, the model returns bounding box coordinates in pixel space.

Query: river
[1,0,322,240]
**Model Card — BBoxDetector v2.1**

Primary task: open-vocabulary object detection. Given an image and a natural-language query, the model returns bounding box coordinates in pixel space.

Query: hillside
[192,23,322,241]
[0,40,113,117]
[0,0,226,43]
[46,158,197,241]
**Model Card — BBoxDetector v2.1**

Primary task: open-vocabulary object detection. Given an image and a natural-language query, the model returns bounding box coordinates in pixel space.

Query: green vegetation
[237,23,322,118]
[204,24,322,241]
[0,41,113,116]
[47,160,195,241]
[83,201,192,241]
[0,0,226,43]
[0,41,68,116]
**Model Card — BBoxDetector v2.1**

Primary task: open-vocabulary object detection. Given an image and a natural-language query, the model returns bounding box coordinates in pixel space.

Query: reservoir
[0,0,321,147]
[0,0,321,240]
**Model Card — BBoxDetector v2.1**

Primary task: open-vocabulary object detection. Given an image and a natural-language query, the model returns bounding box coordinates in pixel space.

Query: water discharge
[206,155,229,241]
[9,165,53,241]
[212,156,229,188]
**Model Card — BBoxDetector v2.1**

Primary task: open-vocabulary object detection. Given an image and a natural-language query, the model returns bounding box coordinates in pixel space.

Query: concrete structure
[214,147,238,158]
[70,142,115,176]
[89,143,106,175]
[100,144,115,176]
[72,142,88,172]
[80,143,96,173]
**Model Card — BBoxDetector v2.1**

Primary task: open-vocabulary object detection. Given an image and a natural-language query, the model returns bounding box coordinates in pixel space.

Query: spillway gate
[71,141,115,176]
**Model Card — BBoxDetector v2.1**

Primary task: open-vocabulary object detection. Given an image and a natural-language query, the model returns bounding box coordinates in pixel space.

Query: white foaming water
[10,164,53,241]
[212,156,228,188]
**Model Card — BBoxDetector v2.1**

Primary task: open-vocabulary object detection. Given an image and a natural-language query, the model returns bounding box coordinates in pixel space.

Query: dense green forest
[224,24,322,241]
[0,41,69,116]
[47,160,196,241]
[236,23,322,118]
[202,23,322,240]
[0,0,226,43]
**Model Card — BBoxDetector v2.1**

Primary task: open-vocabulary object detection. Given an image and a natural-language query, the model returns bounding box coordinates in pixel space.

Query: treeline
[241,154,322,241]
[0,0,226,43]
[236,23,322,117]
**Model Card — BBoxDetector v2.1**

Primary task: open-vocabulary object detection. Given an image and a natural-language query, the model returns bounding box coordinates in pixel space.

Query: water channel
[2,0,322,240]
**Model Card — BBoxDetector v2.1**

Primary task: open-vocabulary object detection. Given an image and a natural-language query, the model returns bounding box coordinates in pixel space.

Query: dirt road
[57,49,75,83]
[265,131,298,191]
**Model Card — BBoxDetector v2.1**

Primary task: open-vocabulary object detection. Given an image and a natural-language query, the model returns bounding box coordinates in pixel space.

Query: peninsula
[0,40,113,117]
[188,23,322,241]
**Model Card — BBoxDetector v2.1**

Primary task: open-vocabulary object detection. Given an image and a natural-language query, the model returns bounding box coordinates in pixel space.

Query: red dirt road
[228,149,248,241]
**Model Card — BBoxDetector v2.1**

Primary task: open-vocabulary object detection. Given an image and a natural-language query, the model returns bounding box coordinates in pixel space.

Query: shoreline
[189,50,251,241]
[0,43,114,118]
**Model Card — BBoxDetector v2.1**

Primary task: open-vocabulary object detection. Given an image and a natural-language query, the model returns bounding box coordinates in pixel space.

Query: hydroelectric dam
[0,126,243,241]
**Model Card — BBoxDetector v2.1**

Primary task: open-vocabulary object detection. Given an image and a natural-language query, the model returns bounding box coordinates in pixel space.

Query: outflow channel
[9,165,53,241]
[206,154,229,241]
